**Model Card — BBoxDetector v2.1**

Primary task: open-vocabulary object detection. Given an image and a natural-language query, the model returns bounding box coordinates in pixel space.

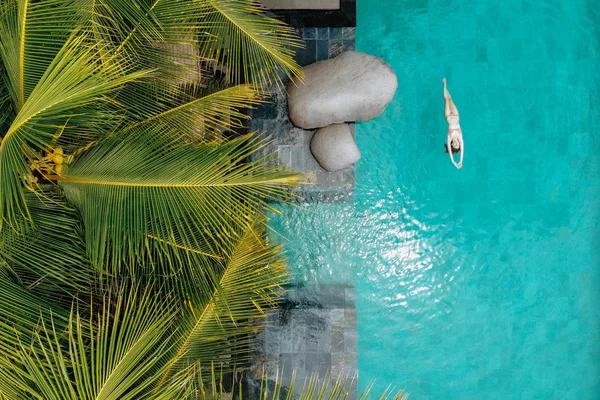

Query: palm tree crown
[0,0,304,396]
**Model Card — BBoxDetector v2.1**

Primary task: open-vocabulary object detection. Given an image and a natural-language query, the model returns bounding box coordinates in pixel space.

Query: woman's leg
[443,78,459,118]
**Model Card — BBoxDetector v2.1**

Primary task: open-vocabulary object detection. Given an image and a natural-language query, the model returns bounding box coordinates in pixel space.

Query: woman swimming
[443,78,464,169]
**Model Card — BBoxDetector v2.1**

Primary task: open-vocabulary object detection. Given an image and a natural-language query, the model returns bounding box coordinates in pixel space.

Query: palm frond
[59,132,299,274]
[98,0,163,49]
[195,0,303,88]
[186,365,409,400]
[0,187,93,296]
[0,0,89,110]
[0,265,69,361]
[0,0,21,109]
[97,0,203,84]
[159,216,288,383]
[0,36,149,227]
[5,286,185,400]
[0,60,14,130]
[118,83,263,143]
[0,1,313,397]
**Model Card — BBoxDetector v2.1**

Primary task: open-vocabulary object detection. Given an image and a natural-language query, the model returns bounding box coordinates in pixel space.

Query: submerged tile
[302,27,317,39]
[317,27,330,39]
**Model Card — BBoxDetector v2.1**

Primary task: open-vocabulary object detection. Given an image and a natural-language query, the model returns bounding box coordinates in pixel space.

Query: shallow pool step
[249,284,358,399]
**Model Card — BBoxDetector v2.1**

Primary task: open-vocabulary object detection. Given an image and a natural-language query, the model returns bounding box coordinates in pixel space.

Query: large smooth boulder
[310,123,360,172]
[288,51,397,129]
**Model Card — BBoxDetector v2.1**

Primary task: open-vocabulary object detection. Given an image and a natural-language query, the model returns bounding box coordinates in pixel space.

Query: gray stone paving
[250,27,356,204]
[251,285,358,399]
[247,27,358,400]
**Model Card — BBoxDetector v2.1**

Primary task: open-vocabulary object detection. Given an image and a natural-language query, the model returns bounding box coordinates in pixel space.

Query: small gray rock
[288,51,397,129]
[310,124,361,172]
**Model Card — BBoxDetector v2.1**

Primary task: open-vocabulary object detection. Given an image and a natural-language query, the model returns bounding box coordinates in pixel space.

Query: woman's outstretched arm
[457,136,464,169]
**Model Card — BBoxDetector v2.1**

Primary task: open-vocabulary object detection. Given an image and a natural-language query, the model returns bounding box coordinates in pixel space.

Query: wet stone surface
[250,285,358,399]
[250,27,357,205]
[246,22,358,400]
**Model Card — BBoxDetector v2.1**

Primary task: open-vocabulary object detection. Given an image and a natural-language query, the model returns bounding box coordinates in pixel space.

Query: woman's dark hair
[444,142,460,155]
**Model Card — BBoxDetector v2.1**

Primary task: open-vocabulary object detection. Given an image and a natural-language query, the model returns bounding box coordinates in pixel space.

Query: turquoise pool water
[272,0,600,398]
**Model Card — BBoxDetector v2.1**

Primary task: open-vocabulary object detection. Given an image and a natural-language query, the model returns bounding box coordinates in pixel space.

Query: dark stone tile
[329,40,344,58]
[289,309,308,328]
[289,145,305,170]
[300,128,314,145]
[270,0,356,28]
[305,336,320,353]
[250,285,360,400]
[277,146,292,167]
[345,287,356,305]
[273,117,294,134]
[315,168,331,185]
[264,337,280,357]
[263,326,281,355]
[344,309,357,327]
[251,102,278,120]
[282,285,323,309]
[280,353,294,374]
[279,326,306,353]
[342,27,355,41]
[330,308,344,326]
[306,326,332,352]
[293,353,306,375]
[344,329,357,353]
[302,27,316,39]
[343,40,355,51]
[340,168,355,188]
[277,308,292,326]
[317,27,329,39]
[251,119,265,131]
[273,96,290,121]
[301,145,320,172]
[331,352,357,377]
[304,352,331,376]
[327,171,343,186]
[330,28,343,40]
[320,286,346,308]
[294,40,317,66]
[317,40,330,61]
[305,308,331,327]
[275,126,303,146]
[332,326,345,352]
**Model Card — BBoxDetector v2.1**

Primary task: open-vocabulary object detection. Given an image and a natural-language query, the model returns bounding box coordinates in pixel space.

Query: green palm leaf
[59,132,299,275]
[188,368,409,400]
[0,1,313,397]
[0,62,13,130]
[0,266,69,361]
[95,0,202,84]
[195,0,303,87]
[5,287,186,400]
[0,188,92,295]
[160,216,288,382]
[0,0,89,110]
[0,36,149,227]
[117,83,263,143]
